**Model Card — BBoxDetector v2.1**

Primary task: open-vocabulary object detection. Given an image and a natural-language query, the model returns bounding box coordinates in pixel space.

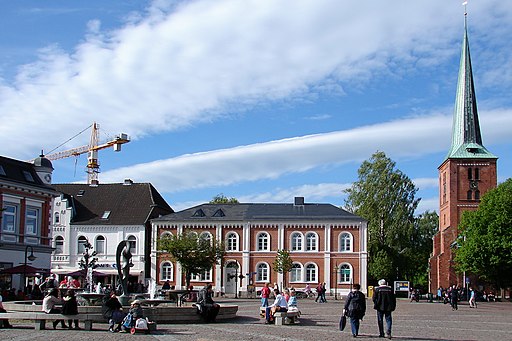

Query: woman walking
[343,284,366,338]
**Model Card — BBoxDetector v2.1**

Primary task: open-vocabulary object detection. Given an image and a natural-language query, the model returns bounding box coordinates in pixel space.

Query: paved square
[1,297,511,340]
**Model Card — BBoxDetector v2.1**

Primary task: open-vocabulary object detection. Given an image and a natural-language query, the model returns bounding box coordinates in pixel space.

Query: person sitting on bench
[265,289,288,324]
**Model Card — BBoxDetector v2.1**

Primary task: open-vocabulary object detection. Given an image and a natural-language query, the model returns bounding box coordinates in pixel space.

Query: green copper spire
[445,15,497,160]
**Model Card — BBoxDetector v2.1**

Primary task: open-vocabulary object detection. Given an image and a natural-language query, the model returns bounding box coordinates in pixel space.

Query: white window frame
[2,204,17,233]
[339,232,353,252]
[127,235,137,255]
[226,232,238,251]
[290,232,303,251]
[54,235,64,254]
[338,264,352,283]
[256,232,270,251]
[77,236,87,254]
[192,268,212,282]
[256,262,269,282]
[160,261,173,281]
[305,263,318,282]
[305,232,318,251]
[95,235,105,254]
[290,263,303,283]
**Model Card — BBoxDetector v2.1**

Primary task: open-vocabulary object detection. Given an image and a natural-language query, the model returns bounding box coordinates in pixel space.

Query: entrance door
[225,267,236,295]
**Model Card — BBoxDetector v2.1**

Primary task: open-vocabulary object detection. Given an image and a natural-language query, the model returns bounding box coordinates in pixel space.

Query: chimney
[124,178,134,185]
[294,197,304,205]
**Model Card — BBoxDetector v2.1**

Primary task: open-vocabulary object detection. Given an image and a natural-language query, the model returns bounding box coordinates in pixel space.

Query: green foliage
[455,178,512,289]
[209,193,239,204]
[272,249,294,287]
[344,151,422,283]
[158,232,226,287]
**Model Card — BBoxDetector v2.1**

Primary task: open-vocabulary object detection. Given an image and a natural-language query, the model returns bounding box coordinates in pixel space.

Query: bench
[259,307,299,325]
[0,312,104,330]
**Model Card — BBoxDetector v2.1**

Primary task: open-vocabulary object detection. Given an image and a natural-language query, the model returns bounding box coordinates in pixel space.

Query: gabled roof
[154,201,364,222]
[0,155,54,190]
[445,17,497,161]
[54,183,173,225]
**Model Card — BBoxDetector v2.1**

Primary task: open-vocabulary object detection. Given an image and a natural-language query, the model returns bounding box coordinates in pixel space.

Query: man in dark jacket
[197,284,220,322]
[343,283,366,337]
[373,279,396,339]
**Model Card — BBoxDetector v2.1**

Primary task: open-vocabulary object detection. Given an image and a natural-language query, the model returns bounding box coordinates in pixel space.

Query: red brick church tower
[429,13,498,293]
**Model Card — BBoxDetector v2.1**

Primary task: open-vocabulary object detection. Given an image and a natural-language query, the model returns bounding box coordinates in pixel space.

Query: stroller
[122,312,151,335]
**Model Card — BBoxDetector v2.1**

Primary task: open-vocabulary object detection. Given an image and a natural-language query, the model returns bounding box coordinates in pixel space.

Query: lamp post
[23,245,37,294]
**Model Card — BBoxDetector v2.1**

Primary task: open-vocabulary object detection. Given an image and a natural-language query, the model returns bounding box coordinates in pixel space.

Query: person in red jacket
[261,283,271,307]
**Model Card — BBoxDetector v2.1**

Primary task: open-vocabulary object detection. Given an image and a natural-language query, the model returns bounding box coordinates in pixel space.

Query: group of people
[41,288,81,329]
[260,283,299,324]
[342,279,396,339]
[102,291,146,333]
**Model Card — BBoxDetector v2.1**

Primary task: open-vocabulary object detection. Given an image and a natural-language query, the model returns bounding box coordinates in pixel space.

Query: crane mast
[38,122,130,184]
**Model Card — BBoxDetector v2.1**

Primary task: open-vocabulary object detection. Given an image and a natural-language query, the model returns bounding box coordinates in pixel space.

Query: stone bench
[0,312,104,330]
[259,307,299,325]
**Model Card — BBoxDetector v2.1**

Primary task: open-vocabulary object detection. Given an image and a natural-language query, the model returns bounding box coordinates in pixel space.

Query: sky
[1,0,511,213]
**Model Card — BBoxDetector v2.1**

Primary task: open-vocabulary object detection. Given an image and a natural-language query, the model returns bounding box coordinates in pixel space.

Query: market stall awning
[0,264,49,275]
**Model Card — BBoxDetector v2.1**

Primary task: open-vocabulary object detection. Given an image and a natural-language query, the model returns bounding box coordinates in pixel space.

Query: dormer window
[101,211,111,219]
[0,165,6,176]
[192,209,205,217]
[23,171,35,182]
[77,190,85,196]
[213,209,225,217]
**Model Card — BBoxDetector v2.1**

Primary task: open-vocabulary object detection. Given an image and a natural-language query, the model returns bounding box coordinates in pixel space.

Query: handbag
[339,313,347,331]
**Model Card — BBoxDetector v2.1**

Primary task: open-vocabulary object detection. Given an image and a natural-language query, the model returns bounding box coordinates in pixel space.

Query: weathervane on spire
[462,1,468,16]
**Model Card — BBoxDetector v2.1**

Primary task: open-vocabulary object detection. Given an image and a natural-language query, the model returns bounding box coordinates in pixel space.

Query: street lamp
[23,245,37,294]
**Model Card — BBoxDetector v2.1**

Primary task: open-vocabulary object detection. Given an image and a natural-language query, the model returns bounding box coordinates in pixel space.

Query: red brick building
[429,18,498,293]
[152,197,367,296]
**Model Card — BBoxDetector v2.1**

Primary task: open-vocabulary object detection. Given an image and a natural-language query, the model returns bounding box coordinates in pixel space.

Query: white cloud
[1,0,511,159]
[98,110,512,193]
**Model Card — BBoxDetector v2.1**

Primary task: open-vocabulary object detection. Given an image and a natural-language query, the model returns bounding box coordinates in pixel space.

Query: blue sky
[1,0,511,212]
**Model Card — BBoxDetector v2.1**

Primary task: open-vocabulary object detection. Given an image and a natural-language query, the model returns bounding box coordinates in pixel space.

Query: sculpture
[115,240,133,298]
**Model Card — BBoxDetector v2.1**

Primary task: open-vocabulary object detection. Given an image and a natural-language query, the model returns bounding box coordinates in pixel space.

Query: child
[62,289,80,329]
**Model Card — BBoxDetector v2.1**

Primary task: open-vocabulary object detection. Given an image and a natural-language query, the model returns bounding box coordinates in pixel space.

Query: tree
[158,232,226,288]
[454,178,512,290]
[272,249,294,288]
[210,193,239,204]
[344,151,420,283]
[78,239,98,293]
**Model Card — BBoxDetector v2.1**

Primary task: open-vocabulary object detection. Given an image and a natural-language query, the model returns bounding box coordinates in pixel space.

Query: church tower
[429,13,498,292]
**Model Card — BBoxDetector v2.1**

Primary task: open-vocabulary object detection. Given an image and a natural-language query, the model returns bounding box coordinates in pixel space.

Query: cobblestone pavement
[1,297,511,341]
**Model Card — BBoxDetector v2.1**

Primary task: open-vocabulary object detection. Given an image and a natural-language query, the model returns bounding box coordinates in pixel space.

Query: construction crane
[38,122,130,184]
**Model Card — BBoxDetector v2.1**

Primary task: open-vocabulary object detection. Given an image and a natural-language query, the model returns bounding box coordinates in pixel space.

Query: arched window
[305,232,318,251]
[160,231,172,239]
[226,232,238,251]
[160,261,173,281]
[77,236,87,254]
[54,236,64,254]
[339,232,352,252]
[291,232,303,251]
[199,232,212,244]
[54,212,60,224]
[95,235,105,254]
[339,264,351,283]
[305,263,317,282]
[127,235,137,254]
[256,263,269,282]
[257,232,270,251]
[290,263,302,283]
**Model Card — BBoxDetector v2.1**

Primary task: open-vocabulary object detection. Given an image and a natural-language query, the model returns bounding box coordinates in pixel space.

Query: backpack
[135,318,148,330]
[349,292,365,318]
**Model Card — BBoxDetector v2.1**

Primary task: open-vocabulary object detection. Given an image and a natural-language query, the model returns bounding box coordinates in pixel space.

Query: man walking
[373,279,396,339]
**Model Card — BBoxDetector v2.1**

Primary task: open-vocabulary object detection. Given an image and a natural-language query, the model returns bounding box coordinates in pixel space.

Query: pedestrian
[449,284,458,311]
[373,279,396,339]
[0,294,13,329]
[315,283,323,303]
[102,291,124,332]
[62,289,80,329]
[343,283,366,338]
[321,282,327,303]
[42,288,67,329]
[261,282,271,307]
[469,287,477,308]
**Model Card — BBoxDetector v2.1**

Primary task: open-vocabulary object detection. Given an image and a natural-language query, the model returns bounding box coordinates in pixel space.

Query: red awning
[0,264,49,275]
